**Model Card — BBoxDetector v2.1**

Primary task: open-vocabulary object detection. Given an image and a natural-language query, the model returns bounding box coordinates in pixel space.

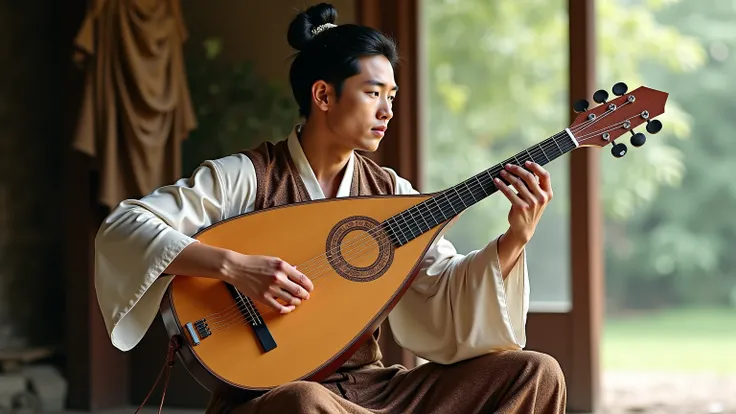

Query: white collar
[286,126,356,200]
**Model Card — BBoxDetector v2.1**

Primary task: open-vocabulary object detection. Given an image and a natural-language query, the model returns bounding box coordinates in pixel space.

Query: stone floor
[601,371,736,414]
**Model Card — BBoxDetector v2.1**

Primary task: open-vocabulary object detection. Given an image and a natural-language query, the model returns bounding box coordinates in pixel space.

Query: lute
[160,82,668,398]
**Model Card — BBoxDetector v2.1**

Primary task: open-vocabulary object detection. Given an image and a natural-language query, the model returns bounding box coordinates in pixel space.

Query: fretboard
[383,129,578,246]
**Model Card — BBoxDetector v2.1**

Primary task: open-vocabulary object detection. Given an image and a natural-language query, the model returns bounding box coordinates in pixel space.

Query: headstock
[569,82,669,158]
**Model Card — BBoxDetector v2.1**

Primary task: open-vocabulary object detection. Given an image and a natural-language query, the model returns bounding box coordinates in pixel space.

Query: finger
[494,177,528,209]
[277,275,310,301]
[525,161,552,194]
[506,164,544,198]
[273,259,314,294]
[286,264,314,293]
[500,169,535,204]
[270,285,302,306]
[263,294,295,314]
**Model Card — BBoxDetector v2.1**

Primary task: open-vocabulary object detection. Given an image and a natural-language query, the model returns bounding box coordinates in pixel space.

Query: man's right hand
[221,252,314,314]
[164,243,314,314]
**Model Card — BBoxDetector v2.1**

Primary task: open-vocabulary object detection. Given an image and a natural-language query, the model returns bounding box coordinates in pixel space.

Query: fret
[452,187,468,209]
[384,217,403,245]
[391,216,408,245]
[485,170,496,189]
[474,176,489,196]
[536,143,550,163]
[524,148,535,165]
[551,136,564,155]
[416,203,433,230]
[383,220,397,245]
[396,214,413,242]
[465,180,480,202]
[464,181,480,205]
[444,192,458,215]
[404,211,421,238]
[432,197,447,221]
[407,208,425,233]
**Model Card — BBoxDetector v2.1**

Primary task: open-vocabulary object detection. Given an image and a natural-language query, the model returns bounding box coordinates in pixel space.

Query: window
[421,0,571,310]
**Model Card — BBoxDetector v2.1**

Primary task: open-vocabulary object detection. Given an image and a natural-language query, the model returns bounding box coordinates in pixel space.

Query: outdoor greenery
[423,0,736,311]
[602,0,736,310]
[603,308,736,372]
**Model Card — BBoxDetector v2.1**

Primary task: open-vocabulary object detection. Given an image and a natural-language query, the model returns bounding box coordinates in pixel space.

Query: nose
[377,99,393,121]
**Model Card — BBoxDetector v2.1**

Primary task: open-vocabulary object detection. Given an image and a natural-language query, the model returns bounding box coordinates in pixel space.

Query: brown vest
[242,139,395,371]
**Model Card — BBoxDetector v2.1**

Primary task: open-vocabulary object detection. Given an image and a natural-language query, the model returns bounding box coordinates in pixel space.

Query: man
[95,3,566,413]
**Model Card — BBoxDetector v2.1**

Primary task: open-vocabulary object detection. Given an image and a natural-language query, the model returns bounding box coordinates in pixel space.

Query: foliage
[604,0,736,309]
[182,37,299,175]
[423,0,706,304]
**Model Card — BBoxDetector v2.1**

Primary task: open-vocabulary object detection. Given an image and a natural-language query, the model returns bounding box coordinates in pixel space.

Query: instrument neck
[384,129,578,246]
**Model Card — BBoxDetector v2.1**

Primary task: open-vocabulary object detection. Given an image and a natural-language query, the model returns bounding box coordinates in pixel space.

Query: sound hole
[326,216,394,282]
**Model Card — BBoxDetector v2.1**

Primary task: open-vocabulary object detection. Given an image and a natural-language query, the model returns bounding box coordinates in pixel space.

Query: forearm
[163,242,233,282]
[497,229,527,280]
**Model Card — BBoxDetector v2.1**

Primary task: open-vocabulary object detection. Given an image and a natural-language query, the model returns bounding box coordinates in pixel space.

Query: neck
[298,121,352,186]
[383,128,579,247]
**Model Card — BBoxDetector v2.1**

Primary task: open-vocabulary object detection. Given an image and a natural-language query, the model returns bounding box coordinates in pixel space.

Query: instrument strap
[134,335,181,414]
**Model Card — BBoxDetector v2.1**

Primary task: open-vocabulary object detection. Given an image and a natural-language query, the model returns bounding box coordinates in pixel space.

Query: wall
[182,0,356,82]
[0,1,65,351]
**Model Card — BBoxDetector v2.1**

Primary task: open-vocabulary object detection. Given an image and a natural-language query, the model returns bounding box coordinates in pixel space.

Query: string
[197,106,643,331]
[205,123,636,331]
[199,134,577,330]
[198,132,578,329]
[199,109,635,330]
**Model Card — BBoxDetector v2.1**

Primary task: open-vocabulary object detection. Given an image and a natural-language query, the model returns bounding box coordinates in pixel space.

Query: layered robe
[93,126,558,413]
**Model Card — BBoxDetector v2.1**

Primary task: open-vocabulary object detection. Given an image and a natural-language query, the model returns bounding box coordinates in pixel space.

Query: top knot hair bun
[287,3,338,51]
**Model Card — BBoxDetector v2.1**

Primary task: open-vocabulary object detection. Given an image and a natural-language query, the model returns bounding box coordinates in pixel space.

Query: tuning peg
[593,89,609,104]
[630,131,646,147]
[646,119,662,134]
[611,142,627,158]
[612,82,628,96]
[573,99,589,113]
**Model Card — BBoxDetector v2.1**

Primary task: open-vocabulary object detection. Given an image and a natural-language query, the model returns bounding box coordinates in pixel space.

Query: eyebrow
[364,80,399,91]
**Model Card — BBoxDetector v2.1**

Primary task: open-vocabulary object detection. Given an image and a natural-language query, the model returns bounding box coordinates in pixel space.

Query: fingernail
[525,160,532,166]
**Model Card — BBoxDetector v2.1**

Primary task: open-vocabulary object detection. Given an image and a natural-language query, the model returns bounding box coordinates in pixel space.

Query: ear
[311,80,333,113]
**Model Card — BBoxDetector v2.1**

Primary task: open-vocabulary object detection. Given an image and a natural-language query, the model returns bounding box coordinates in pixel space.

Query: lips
[372,126,387,132]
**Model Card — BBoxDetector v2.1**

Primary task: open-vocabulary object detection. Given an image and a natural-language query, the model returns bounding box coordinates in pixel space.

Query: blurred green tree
[422,0,707,307]
[602,0,736,309]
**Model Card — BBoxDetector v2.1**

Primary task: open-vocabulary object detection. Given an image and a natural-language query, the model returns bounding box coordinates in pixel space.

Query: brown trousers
[205,350,566,414]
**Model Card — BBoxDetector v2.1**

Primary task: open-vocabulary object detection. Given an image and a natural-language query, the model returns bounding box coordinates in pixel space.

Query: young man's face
[320,55,398,153]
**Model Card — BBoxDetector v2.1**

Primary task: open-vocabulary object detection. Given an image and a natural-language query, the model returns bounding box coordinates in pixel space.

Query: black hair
[287,3,399,118]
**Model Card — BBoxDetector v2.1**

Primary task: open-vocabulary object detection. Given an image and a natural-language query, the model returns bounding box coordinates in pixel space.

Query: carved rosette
[326,216,395,282]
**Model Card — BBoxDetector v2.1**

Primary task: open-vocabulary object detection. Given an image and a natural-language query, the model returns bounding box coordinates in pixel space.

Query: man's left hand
[494,161,553,245]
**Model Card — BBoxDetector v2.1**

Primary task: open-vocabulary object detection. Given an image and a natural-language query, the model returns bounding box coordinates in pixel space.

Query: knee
[269,381,335,409]
[517,351,566,387]
[474,350,565,386]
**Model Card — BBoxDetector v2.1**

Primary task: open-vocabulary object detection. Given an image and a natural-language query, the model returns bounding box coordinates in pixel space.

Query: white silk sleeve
[94,154,257,352]
[384,168,530,364]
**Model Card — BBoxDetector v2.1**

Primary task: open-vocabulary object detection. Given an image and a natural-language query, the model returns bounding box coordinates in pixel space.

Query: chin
[356,137,382,152]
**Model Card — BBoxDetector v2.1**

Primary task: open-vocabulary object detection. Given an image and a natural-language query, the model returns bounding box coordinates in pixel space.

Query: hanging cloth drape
[72,0,197,209]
